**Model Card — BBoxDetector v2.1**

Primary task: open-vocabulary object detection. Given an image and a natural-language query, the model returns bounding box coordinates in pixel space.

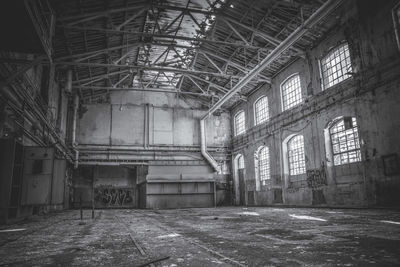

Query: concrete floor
[1,208,400,266]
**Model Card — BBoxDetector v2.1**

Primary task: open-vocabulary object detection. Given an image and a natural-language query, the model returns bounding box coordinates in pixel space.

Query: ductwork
[199,0,343,171]
[200,118,220,172]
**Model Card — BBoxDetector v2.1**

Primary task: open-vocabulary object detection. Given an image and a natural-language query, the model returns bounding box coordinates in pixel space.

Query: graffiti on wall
[306,167,327,189]
[94,187,134,207]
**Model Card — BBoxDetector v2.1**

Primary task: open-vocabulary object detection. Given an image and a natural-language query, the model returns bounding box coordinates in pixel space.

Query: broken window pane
[321,43,353,89]
[288,135,306,175]
[281,74,302,111]
[234,111,246,136]
[258,146,270,185]
[329,117,361,166]
[254,96,269,125]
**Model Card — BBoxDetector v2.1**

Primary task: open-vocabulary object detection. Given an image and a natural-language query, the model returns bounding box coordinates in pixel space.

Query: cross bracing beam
[72,85,216,97]
[202,0,343,119]
[58,26,271,51]
[56,61,246,79]
[58,4,214,22]
[54,42,198,62]
[218,16,304,54]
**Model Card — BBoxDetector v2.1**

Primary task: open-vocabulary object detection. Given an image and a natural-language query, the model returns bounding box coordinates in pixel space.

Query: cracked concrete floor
[1,207,400,266]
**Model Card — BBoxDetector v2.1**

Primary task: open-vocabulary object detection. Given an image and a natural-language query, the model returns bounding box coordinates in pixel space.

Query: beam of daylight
[289,214,327,222]
[380,220,400,225]
[0,228,27,233]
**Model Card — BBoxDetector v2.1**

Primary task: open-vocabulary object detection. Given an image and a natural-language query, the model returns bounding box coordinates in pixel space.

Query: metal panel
[21,147,54,205]
[144,179,215,209]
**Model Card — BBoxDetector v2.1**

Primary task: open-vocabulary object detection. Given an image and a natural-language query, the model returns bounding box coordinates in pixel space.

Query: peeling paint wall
[230,0,400,207]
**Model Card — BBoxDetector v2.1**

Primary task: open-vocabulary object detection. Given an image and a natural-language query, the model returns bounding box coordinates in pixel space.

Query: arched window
[234,111,246,136]
[321,42,352,89]
[281,74,302,111]
[237,154,245,169]
[393,3,400,51]
[254,96,269,125]
[288,135,306,175]
[258,146,270,185]
[329,117,361,165]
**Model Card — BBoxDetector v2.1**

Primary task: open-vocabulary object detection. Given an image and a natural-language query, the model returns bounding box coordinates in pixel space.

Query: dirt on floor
[1,207,400,266]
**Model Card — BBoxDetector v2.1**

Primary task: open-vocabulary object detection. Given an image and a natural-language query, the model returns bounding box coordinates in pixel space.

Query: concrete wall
[73,165,137,208]
[230,0,400,207]
[77,102,230,147]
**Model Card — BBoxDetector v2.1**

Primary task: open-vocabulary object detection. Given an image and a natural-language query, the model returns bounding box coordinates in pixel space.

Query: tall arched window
[258,146,270,185]
[288,135,306,175]
[238,154,245,169]
[329,117,361,165]
[254,96,269,126]
[281,74,302,111]
[234,111,246,136]
[320,42,352,89]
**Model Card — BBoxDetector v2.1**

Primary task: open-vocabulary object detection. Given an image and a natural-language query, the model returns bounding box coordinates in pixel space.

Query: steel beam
[56,61,243,79]
[202,0,343,119]
[72,85,215,97]
[58,3,213,22]
[59,26,270,51]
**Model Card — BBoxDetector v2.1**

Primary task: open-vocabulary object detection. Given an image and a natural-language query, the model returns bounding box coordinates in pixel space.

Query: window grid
[258,147,270,185]
[321,43,352,89]
[255,96,269,125]
[288,135,306,175]
[238,155,245,169]
[329,117,361,166]
[281,75,302,111]
[234,111,245,136]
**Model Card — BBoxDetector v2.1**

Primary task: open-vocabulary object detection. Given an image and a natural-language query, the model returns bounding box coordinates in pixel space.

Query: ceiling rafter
[58,26,271,51]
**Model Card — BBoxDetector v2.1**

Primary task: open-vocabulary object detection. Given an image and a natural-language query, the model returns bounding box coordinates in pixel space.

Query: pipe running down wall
[199,0,344,172]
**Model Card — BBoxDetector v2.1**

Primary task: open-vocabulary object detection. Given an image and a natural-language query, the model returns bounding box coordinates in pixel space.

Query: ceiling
[51,0,337,108]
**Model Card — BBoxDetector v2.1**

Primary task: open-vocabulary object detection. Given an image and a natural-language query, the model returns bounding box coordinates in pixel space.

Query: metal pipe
[66,69,73,93]
[200,118,219,172]
[71,94,79,146]
[74,149,79,169]
[201,0,343,120]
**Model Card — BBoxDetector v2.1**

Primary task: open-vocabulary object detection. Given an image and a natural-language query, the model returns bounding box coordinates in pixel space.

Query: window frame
[254,95,269,126]
[319,42,353,90]
[280,73,303,111]
[257,146,271,185]
[329,117,362,166]
[237,154,245,170]
[234,110,246,136]
[392,2,400,51]
[287,135,306,176]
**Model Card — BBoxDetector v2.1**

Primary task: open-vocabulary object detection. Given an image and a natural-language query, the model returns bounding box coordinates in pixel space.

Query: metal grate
[288,135,306,175]
[254,96,269,125]
[258,146,270,185]
[329,117,361,165]
[234,111,246,136]
[321,43,352,89]
[281,74,302,111]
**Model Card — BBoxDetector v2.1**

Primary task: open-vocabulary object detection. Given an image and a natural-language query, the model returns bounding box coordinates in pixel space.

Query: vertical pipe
[71,94,79,146]
[200,118,219,172]
[72,93,79,169]
[80,196,83,220]
[92,177,95,219]
[66,69,73,93]
[144,104,148,148]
